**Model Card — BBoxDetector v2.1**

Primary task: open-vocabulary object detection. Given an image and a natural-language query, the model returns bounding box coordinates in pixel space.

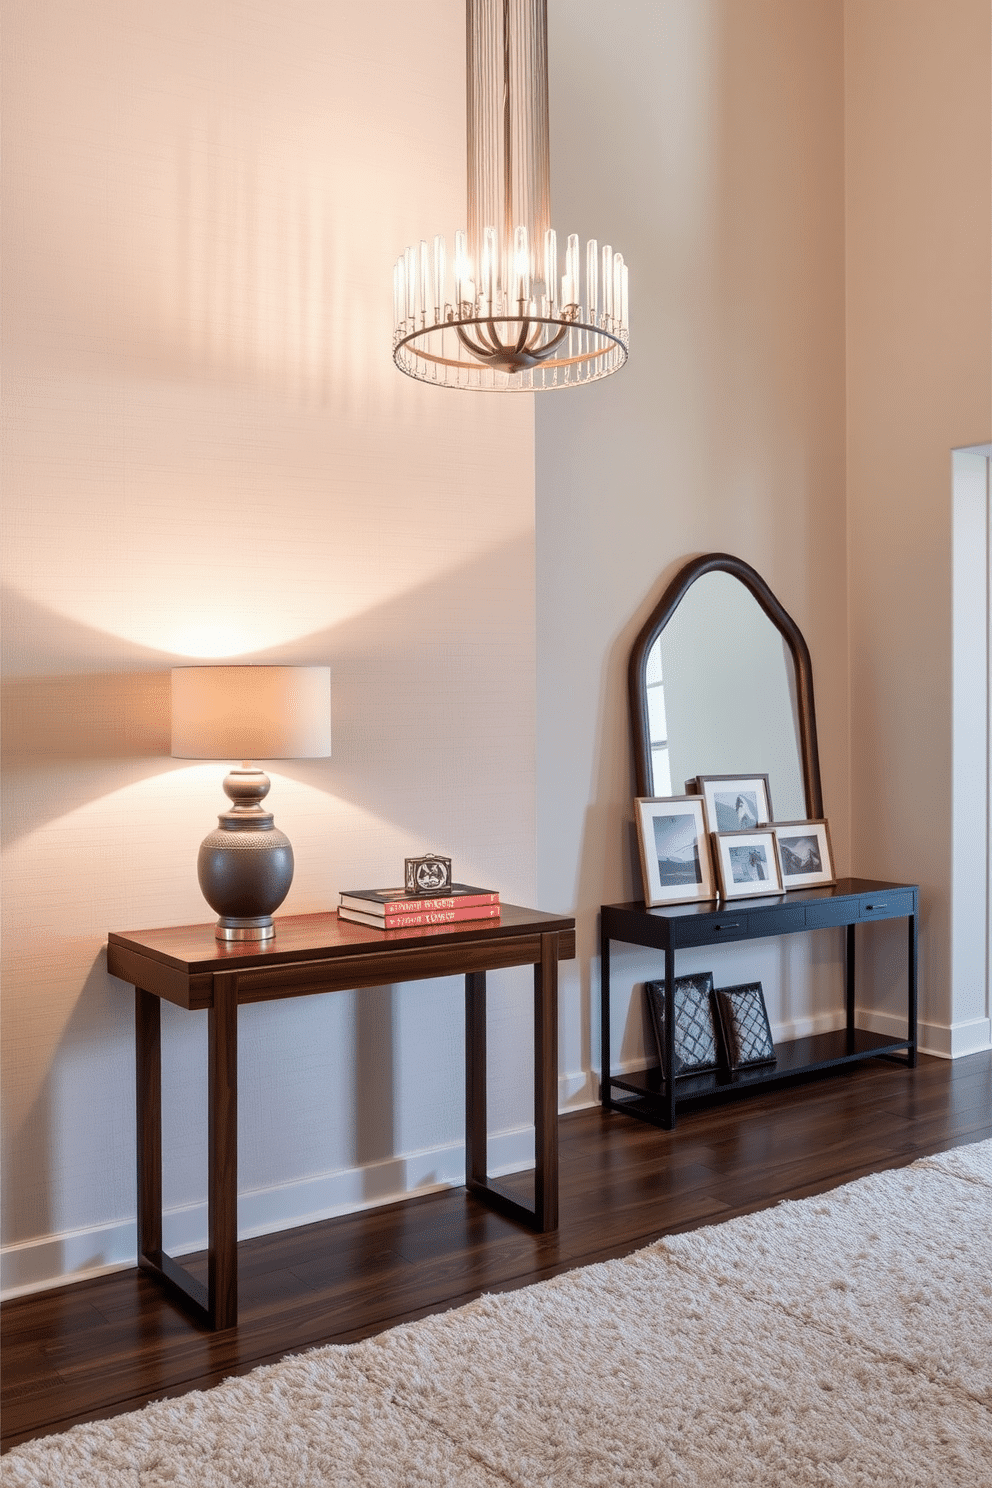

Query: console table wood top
[108,904,576,1010]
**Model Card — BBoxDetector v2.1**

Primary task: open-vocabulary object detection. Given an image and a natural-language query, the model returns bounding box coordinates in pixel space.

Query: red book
[339,904,501,930]
[338,884,500,917]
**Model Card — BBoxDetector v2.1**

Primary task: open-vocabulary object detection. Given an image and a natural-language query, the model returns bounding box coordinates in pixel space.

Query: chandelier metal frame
[392,0,629,392]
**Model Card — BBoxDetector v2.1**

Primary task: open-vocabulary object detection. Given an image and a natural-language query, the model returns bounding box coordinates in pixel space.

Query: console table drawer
[671,913,749,947]
[748,903,807,937]
[859,890,916,921]
[805,898,861,930]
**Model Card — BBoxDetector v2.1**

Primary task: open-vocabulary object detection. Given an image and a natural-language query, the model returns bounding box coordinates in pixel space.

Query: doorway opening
[951,444,992,1054]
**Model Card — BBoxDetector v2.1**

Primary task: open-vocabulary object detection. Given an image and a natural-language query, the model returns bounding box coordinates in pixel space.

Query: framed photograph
[712,828,783,899]
[635,796,717,908]
[773,820,835,890]
[695,774,773,834]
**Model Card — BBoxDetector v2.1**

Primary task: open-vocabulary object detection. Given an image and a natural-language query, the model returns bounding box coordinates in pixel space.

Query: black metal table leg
[845,922,856,1053]
[662,945,676,1129]
[533,932,559,1231]
[908,912,918,1067]
[600,918,611,1109]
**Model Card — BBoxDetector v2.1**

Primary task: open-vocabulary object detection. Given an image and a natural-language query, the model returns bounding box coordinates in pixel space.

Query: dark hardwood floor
[3,1049,991,1453]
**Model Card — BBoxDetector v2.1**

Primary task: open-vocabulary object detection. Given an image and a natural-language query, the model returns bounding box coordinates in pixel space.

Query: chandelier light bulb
[392,0,629,392]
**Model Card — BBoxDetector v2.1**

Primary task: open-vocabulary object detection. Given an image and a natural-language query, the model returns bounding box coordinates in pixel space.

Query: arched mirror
[629,554,822,818]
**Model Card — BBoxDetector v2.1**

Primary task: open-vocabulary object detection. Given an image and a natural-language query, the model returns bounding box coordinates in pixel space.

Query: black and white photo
[728,842,771,883]
[652,811,703,887]
[712,828,783,899]
[695,774,773,835]
[635,796,717,907]
[774,820,836,890]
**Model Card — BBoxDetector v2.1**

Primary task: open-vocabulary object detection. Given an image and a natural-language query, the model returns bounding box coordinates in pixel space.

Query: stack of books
[337,884,501,930]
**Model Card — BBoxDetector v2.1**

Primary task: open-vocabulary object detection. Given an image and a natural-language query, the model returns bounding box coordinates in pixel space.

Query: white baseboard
[559,1067,599,1110]
[1,1074,594,1299]
[8,1021,988,1300]
[857,1007,992,1059]
[771,1008,846,1042]
[0,1122,538,1300]
[946,1017,992,1058]
[1,1227,138,1299]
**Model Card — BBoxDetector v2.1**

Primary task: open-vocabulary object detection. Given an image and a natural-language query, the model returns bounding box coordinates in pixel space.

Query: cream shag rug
[6,1141,992,1487]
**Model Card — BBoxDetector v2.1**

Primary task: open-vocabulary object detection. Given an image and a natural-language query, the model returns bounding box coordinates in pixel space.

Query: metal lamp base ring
[214,916,277,942]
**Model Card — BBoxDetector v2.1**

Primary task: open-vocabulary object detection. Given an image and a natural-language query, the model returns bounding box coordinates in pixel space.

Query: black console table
[600,878,918,1129]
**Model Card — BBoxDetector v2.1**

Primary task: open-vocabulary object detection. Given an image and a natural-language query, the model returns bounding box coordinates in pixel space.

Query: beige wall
[1,0,537,1290]
[845,0,992,1054]
[4,0,990,1294]
[537,0,849,1087]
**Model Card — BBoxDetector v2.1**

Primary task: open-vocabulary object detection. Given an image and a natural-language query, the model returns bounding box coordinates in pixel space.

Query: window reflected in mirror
[645,639,673,796]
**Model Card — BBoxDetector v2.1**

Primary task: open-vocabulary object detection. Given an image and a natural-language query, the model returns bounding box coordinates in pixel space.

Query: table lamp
[171,665,332,942]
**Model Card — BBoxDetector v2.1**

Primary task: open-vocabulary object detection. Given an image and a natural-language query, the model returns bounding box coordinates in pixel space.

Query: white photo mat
[635,795,717,908]
[712,828,783,899]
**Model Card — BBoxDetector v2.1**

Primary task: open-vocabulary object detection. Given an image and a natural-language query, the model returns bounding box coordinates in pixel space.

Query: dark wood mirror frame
[628,552,823,816]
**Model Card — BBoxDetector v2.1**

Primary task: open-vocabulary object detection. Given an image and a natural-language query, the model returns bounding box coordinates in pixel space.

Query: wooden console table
[108,905,575,1330]
[601,878,917,1130]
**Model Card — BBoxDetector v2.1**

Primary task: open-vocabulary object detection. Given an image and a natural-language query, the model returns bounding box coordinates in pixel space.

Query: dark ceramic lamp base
[197,766,294,941]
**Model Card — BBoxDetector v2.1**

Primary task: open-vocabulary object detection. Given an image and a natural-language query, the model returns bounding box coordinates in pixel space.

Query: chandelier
[392,0,629,392]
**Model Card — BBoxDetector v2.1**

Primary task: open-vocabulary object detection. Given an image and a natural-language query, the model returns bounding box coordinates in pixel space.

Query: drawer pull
[865,903,887,913]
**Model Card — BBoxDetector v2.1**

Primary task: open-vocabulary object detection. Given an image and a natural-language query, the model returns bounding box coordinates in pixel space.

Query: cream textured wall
[537,0,849,1087]
[5,0,989,1296]
[1,0,537,1290]
[845,0,992,1056]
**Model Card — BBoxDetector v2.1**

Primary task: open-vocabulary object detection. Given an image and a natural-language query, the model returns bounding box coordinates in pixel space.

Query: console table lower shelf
[601,879,918,1130]
[107,904,575,1331]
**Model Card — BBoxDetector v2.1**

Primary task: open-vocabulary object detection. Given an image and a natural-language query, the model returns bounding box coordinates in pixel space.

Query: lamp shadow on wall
[124,125,404,415]
[272,530,534,857]
[3,528,534,856]
[3,948,135,1281]
[1,585,176,848]
[2,672,179,847]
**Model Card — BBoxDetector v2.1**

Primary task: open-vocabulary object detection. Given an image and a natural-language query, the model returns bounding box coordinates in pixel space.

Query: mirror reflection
[643,570,806,820]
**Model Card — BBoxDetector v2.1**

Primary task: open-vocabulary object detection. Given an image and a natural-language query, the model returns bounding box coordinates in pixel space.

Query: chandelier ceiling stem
[501,0,514,250]
[393,0,628,391]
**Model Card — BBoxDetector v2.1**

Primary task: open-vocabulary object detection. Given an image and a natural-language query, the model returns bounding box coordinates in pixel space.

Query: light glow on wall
[2,0,538,1292]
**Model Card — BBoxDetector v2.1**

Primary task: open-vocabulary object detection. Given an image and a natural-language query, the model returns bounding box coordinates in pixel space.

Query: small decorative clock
[404,853,453,895]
